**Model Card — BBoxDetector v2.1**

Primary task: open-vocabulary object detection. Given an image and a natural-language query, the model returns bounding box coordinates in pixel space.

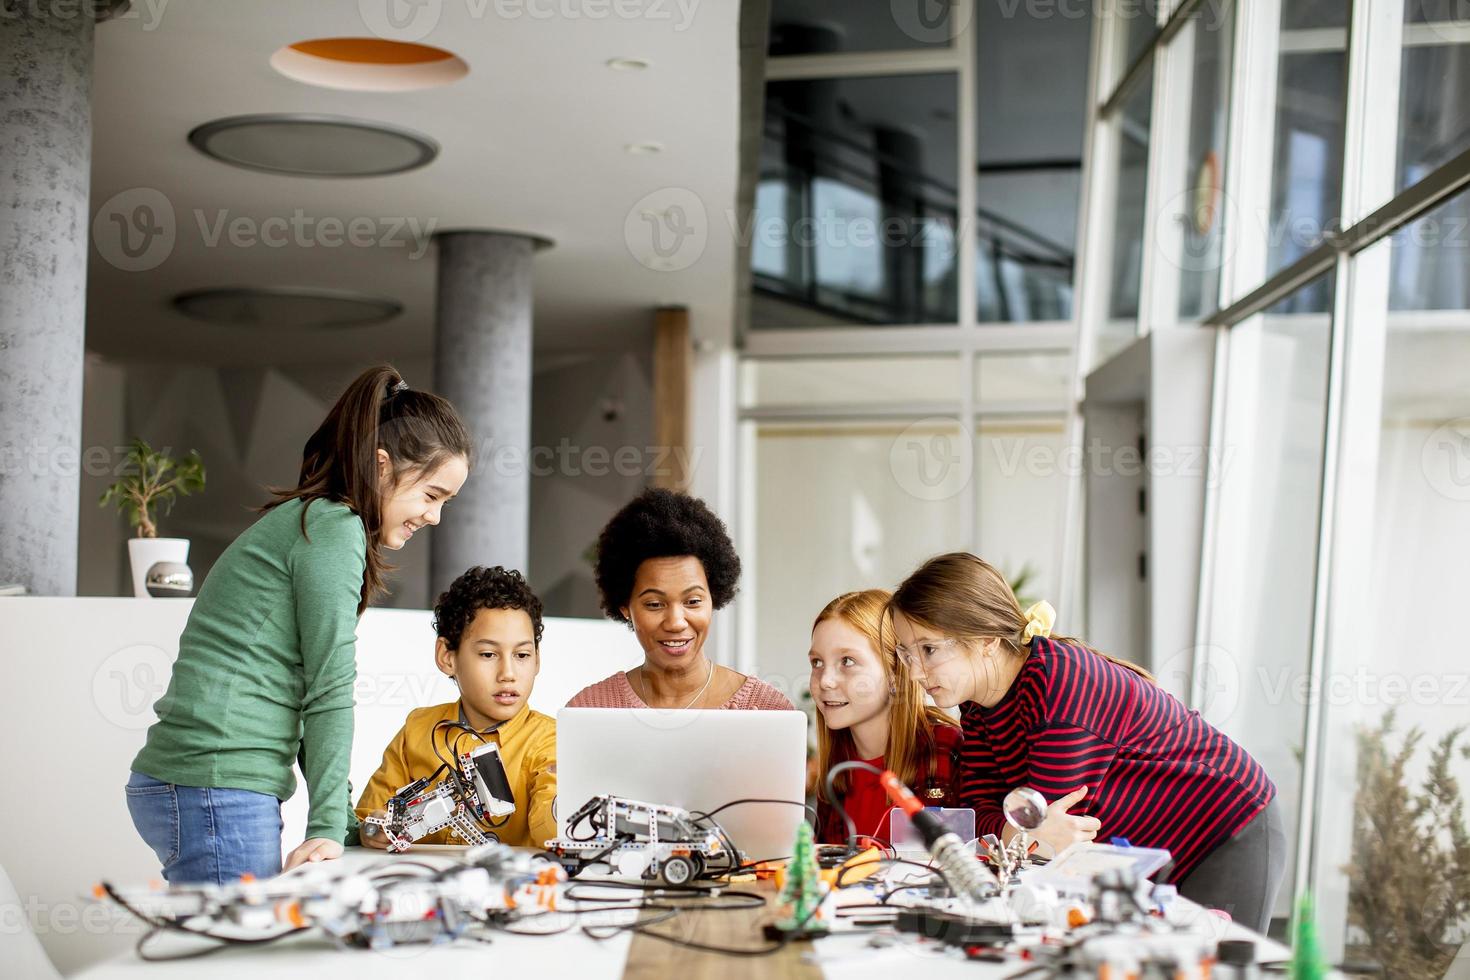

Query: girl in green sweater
[128,365,471,884]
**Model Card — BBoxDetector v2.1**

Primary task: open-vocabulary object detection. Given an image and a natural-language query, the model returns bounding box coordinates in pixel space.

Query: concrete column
[431,231,546,596]
[0,8,94,595]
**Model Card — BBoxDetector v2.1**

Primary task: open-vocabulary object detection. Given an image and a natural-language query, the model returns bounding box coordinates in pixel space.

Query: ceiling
[86,0,742,366]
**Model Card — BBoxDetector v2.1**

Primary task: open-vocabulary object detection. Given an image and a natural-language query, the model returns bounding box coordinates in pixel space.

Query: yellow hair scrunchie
[1021,600,1055,644]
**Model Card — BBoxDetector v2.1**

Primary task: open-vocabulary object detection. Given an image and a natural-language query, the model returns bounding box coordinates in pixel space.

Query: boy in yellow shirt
[356,566,556,849]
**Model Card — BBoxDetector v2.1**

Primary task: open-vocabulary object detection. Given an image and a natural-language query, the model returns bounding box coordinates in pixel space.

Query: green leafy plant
[1344,711,1470,978]
[1007,563,1039,609]
[99,439,206,538]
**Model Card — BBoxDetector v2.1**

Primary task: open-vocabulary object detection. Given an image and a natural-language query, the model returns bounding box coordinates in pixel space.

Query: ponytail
[264,365,471,614]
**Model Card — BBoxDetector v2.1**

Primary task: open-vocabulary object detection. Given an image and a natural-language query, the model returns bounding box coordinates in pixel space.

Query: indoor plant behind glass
[100,439,205,597]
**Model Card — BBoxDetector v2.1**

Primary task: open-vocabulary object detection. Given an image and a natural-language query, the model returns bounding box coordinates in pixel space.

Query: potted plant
[100,439,206,597]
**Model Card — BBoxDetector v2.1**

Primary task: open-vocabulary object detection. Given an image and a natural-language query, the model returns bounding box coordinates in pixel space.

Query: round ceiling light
[625,141,665,155]
[606,57,650,71]
[172,287,403,329]
[271,38,469,92]
[188,114,439,177]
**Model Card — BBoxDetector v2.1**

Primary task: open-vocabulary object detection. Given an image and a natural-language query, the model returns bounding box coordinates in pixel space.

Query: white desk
[77,848,1292,980]
[75,849,638,979]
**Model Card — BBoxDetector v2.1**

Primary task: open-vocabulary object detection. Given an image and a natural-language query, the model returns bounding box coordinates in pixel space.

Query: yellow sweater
[355,701,557,849]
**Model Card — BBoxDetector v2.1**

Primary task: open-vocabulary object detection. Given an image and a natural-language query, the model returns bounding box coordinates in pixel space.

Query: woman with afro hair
[567,488,792,710]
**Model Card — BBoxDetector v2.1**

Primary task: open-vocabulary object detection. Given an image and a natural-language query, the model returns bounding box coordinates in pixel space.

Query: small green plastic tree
[1291,893,1331,979]
[100,439,205,538]
[777,821,826,933]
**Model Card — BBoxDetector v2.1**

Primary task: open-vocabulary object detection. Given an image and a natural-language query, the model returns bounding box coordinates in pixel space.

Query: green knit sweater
[132,497,366,843]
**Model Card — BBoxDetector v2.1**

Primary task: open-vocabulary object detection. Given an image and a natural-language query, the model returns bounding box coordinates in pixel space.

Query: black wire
[103,882,311,962]
[689,797,818,823]
[824,760,887,856]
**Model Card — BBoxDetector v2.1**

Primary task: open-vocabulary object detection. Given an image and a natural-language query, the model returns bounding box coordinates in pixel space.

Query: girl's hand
[285,837,344,870]
[359,812,392,850]
[1030,787,1101,857]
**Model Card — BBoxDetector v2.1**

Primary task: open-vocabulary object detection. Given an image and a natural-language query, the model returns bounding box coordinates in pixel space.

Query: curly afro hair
[594,488,741,625]
[432,566,545,650]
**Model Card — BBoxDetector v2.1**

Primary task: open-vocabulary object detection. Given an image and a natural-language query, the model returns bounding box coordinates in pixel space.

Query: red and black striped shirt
[956,636,1274,882]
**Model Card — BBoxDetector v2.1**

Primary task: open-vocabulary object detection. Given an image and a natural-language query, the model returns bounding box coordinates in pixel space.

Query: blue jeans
[125,771,283,884]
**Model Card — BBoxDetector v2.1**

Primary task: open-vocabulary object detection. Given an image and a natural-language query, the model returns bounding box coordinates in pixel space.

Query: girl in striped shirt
[809,589,961,847]
[890,553,1285,933]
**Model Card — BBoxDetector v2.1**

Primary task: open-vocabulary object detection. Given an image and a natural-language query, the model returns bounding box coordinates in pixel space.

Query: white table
[77,848,1292,979]
[76,848,637,979]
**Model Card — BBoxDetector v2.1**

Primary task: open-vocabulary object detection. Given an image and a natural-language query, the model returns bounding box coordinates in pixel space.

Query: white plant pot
[127,537,190,598]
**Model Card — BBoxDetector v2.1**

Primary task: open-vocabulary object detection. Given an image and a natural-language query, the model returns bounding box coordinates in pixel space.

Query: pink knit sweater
[566,671,794,711]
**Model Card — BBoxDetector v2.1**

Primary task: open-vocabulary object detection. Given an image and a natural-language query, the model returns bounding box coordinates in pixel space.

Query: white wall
[0,598,641,976]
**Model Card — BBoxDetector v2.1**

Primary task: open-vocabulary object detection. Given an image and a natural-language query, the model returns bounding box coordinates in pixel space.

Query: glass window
[1110,0,1161,88]
[753,74,960,329]
[1097,70,1153,361]
[974,0,1092,322]
[1396,5,1470,191]
[747,418,969,687]
[740,356,962,409]
[769,0,957,55]
[976,415,1068,604]
[1203,269,1336,931]
[1315,193,1470,976]
[1265,0,1347,307]
[974,352,1073,406]
[1174,5,1234,320]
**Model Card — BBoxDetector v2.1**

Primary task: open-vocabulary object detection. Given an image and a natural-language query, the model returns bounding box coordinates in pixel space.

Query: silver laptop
[554,707,808,864]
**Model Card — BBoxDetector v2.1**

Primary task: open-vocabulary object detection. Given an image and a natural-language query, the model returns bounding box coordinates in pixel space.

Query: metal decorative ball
[145,561,194,598]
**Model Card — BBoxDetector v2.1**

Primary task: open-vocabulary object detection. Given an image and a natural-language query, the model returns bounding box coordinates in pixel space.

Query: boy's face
[435,607,540,725]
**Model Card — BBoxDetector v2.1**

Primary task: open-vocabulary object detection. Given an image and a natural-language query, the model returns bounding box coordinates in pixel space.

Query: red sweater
[956,636,1275,882]
[816,723,961,845]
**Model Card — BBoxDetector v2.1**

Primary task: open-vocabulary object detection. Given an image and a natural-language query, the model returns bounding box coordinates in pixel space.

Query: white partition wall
[0,598,641,975]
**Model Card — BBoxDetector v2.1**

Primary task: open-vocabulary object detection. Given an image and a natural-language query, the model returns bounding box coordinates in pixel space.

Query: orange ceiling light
[270,38,468,92]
